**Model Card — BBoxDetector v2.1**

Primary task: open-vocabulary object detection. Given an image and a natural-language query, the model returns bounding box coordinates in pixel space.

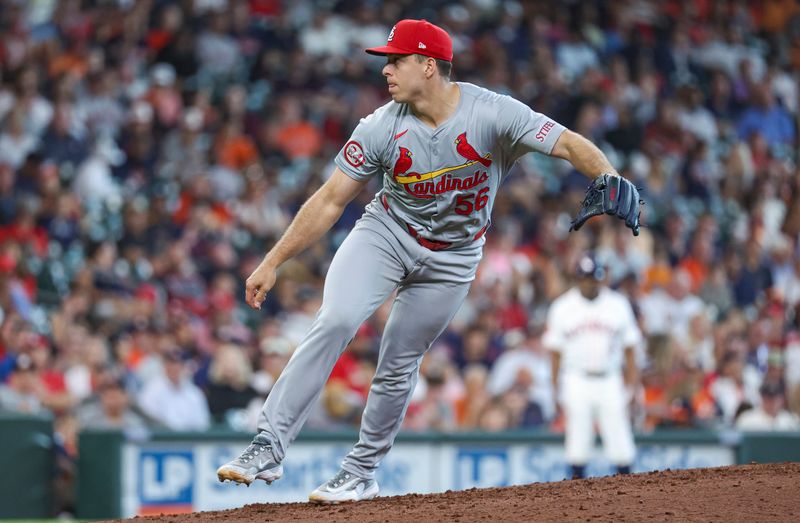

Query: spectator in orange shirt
[642,243,672,293]
[679,229,716,293]
[215,118,258,170]
[265,97,323,160]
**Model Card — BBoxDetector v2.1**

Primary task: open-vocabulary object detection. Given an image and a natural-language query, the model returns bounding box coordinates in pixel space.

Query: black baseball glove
[569,174,643,236]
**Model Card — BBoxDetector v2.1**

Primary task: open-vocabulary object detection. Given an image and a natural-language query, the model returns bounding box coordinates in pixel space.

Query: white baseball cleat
[216,439,283,486]
[308,469,379,504]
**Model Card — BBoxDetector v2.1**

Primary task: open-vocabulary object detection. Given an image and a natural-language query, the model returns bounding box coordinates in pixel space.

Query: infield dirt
[119,462,799,523]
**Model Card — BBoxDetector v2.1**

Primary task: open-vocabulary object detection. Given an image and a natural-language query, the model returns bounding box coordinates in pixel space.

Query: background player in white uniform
[544,254,642,479]
[216,19,642,503]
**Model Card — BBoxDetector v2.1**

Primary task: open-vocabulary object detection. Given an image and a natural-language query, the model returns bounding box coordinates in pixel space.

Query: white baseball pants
[562,372,635,466]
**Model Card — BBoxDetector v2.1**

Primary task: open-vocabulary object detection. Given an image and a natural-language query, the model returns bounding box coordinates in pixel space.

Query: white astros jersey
[543,287,643,375]
[335,82,566,245]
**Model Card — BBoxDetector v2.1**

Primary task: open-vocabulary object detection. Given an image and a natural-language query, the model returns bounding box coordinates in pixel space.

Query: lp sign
[455,447,510,489]
[138,450,194,514]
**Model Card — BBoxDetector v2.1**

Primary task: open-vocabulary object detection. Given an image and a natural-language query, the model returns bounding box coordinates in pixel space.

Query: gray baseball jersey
[336,82,566,245]
[253,84,568,484]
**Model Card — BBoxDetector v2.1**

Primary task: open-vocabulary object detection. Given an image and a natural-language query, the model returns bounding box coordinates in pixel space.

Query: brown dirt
[122,463,800,523]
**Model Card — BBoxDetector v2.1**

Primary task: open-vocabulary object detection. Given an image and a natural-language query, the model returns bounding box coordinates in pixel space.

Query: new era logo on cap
[365,19,453,62]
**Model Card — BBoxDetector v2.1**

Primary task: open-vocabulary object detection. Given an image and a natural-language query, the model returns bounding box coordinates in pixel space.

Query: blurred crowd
[1,1,800,500]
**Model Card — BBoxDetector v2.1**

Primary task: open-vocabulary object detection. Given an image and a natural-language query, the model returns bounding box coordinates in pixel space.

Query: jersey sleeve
[618,297,643,349]
[495,94,566,157]
[334,110,387,182]
[542,301,566,352]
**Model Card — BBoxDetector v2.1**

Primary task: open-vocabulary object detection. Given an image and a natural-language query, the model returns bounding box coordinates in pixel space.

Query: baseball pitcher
[217,19,643,503]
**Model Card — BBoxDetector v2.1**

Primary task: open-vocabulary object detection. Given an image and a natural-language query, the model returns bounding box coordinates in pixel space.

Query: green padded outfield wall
[76,429,800,519]
[0,413,54,518]
[77,430,124,520]
[737,432,800,464]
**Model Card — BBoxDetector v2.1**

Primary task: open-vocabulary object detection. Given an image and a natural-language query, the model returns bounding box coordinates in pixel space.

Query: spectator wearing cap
[138,349,210,430]
[77,371,148,431]
[735,382,800,431]
[0,353,45,414]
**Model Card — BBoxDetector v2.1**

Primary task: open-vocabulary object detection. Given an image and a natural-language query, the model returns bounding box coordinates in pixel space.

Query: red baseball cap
[366,19,453,62]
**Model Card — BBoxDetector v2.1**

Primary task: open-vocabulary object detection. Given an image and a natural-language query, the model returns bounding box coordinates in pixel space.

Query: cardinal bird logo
[393,147,413,177]
[455,132,492,167]
[392,147,431,197]
[393,147,422,180]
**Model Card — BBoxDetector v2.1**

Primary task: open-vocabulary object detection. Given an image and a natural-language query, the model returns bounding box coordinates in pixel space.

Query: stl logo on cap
[388,25,396,42]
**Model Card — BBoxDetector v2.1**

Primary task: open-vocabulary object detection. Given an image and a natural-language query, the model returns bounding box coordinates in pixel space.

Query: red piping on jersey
[381,194,487,250]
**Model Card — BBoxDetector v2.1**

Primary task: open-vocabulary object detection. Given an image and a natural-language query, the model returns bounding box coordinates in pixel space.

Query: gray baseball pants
[257,198,482,479]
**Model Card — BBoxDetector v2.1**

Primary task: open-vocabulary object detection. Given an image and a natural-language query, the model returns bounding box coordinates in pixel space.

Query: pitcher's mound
[124,463,800,522]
